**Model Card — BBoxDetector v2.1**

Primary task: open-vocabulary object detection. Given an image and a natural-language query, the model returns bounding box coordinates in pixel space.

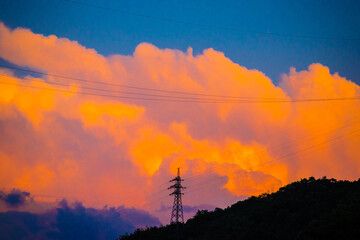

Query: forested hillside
[119,177,360,240]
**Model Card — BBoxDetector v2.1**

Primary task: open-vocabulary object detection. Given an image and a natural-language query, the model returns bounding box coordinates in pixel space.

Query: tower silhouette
[169,168,185,224]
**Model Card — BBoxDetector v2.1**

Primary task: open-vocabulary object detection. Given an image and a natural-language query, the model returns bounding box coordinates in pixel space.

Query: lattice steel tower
[169,168,186,224]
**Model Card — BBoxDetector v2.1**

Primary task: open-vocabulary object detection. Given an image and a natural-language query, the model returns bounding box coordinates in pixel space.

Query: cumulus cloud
[0,21,359,225]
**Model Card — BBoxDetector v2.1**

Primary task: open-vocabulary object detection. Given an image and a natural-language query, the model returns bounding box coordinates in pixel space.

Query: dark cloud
[0,189,30,207]
[52,199,135,240]
[115,206,162,228]
[0,195,160,240]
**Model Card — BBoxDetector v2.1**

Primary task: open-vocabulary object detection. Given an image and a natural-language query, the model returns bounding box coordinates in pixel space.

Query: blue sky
[0,0,359,84]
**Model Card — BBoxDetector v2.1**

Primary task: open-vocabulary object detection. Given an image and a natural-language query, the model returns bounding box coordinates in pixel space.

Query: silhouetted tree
[118,177,360,240]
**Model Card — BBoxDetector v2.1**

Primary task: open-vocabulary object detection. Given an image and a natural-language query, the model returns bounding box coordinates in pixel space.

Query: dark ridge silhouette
[118,177,360,240]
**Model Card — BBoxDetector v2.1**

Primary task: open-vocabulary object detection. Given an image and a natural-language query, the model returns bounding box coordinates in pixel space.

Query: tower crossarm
[169,176,184,182]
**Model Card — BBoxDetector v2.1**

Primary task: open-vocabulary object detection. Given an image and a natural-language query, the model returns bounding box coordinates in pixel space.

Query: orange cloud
[0,22,360,223]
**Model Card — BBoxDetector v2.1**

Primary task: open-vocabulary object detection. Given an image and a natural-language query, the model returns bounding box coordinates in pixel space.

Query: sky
[1,0,360,83]
[0,0,360,238]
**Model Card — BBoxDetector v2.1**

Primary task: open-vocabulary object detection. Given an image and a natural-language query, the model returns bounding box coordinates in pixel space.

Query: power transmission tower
[169,167,186,224]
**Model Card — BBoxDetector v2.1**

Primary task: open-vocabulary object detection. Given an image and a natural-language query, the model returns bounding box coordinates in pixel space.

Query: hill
[118,177,360,240]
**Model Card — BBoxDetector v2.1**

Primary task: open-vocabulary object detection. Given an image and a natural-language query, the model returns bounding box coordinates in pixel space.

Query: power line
[1,73,360,103]
[252,117,360,165]
[29,122,360,234]
[184,127,360,193]
[39,119,360,229]
[0,64,281,100]
[62,0,360,41]
[39,120,359,234]
[0,80,243,104]
[0,64,297,100]
[0,73,287,102]
[184,117,360,182]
